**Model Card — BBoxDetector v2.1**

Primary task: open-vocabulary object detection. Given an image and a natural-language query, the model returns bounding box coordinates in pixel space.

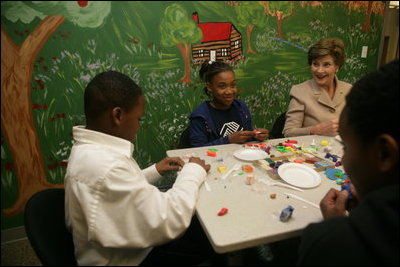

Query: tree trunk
[177,43,192,83]
[246,25,256,54]
[362,1,373,32]
[1,15,65,217]
[276,11,283,39]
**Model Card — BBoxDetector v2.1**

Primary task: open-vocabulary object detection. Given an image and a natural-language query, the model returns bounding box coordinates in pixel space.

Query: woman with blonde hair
[283,38,352,137]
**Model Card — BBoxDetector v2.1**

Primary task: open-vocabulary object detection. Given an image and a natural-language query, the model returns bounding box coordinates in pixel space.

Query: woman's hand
[310,119,339,135]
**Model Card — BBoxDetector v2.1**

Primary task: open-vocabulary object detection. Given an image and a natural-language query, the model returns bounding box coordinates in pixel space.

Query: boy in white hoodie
[65,71,212,266]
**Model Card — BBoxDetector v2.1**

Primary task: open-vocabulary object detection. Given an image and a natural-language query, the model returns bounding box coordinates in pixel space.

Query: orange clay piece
[270,194,277,199]
[206,150,217,157]
[342,178,351,185]
[242,165,254,173]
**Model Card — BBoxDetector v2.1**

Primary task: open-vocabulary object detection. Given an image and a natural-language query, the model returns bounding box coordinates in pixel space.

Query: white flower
[80,74,91,82]
[86,63,101,70]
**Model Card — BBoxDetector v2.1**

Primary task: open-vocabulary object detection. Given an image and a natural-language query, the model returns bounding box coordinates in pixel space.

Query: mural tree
[259,1,294,39]
[1,1,111,216]
[300,1,323,8]
[234,1,266,54]
[343,1,385,32]
[160,4,202,83]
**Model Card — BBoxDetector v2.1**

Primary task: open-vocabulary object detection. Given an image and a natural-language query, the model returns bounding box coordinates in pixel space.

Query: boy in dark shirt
[298,60,399,266]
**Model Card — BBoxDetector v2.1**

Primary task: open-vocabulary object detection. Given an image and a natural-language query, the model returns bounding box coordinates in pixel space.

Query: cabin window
[221,48,228,56]
[234,40,239,49]
[198,50,204,57]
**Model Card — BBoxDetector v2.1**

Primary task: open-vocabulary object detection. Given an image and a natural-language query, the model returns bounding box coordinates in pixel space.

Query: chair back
[270,112,286,139]
[177,127,191,149]
[24,188,77,266]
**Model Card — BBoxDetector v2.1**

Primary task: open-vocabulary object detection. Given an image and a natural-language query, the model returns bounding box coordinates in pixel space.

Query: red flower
[47,162,58,170]
[5,163,14,171]
[59,162,68,167]
[77,1,88,7]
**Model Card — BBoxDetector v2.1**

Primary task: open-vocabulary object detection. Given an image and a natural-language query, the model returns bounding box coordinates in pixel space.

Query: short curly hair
[308,38,346,68]
[84,71,142,122]
[344,60,399,143]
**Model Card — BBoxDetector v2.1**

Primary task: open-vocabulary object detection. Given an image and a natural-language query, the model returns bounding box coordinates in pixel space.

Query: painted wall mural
[1,1,384,229]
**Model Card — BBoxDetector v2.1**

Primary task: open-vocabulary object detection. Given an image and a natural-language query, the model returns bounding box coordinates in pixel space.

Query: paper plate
[277,163,321,188]
[233,149,269,161]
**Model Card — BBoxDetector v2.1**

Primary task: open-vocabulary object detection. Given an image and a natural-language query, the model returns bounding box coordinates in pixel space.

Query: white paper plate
[277,163,321,188]
[233,149,269,161]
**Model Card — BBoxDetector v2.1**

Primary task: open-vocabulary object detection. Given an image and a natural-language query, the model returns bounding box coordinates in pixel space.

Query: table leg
[226,251,244,266]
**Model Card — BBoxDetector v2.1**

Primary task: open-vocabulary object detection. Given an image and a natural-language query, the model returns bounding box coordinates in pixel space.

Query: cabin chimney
[192,12,199,23]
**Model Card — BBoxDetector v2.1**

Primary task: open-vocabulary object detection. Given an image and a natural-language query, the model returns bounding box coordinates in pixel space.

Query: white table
[167,135,343,254]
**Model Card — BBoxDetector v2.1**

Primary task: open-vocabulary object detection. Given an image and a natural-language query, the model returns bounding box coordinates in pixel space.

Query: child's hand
[346,183,359,210]
[156,157,185,175]
[189,157,210,173]
[228,131,255,144]
[253,128,269,141]
[320,188,348,219]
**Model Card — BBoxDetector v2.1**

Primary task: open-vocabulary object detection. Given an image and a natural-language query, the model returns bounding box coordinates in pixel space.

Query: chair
[24,188,77,266]
[177,127,192,149]
[270,112,286,139]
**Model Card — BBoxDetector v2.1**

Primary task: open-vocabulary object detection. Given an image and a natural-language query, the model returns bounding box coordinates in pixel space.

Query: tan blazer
[283,77,352,137]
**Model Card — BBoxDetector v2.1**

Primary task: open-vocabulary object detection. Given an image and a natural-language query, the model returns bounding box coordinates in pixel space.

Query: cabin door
[210,50,216,62]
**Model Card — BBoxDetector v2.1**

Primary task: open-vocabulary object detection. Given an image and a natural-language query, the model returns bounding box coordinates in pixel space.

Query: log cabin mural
[191,12,243,64]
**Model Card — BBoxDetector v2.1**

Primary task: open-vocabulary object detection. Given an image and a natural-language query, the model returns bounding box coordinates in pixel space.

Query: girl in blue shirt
[188,61,269,147]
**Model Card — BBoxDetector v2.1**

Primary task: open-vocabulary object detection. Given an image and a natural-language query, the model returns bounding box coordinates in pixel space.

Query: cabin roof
[197,23,233,42]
